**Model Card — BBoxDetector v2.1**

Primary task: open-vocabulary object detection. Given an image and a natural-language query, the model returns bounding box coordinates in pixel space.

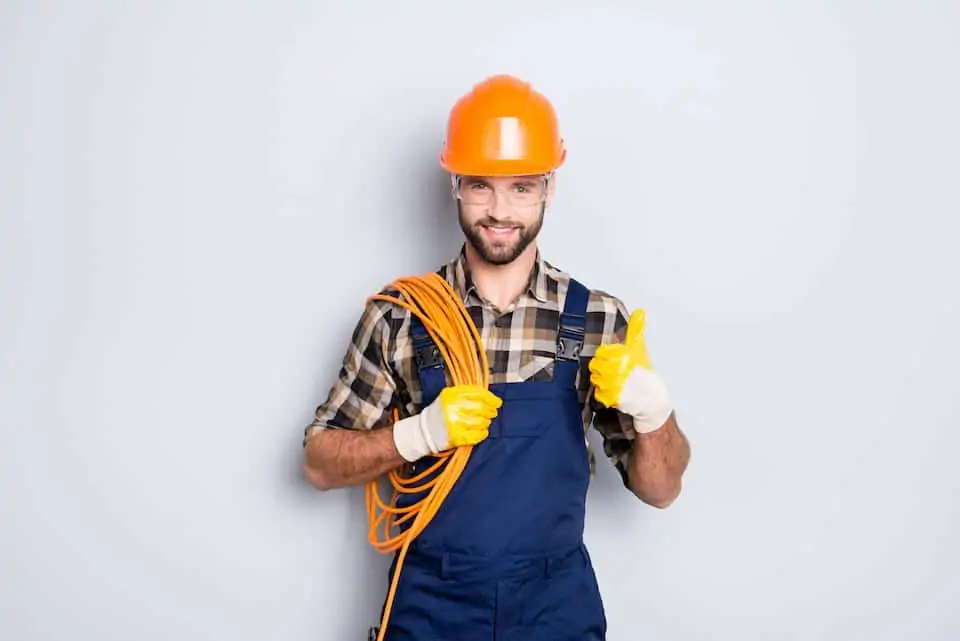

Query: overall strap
[554,278,590,389]
[410,313,447,407]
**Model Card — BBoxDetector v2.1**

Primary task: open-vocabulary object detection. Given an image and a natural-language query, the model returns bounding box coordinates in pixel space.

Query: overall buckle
[557,319,585,361]
[414,344,443,370]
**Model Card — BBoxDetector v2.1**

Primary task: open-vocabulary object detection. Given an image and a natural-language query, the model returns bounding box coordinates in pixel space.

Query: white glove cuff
[618,366,674,434]
[392,401,448,462]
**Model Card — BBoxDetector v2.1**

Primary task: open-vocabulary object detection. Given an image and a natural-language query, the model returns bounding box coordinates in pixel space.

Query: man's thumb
[625,309,646,346]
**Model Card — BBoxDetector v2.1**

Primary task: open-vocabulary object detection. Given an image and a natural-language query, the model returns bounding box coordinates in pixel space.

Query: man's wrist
[632,406,673,434]
[392,414,430,462]
[392,402,447,462]
[619,365,673,434]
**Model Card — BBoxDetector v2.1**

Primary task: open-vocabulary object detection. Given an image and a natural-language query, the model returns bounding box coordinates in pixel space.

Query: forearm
[302,425,406,490]
[626,412,690,508]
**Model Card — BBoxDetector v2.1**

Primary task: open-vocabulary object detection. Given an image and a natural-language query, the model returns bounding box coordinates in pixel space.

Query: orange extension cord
[364,272,490,641]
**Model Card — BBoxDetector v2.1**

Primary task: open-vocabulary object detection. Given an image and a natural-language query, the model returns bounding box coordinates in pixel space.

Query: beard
[459,205,545,266]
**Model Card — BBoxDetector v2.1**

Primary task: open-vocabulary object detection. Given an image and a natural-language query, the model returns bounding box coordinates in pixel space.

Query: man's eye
[469,183,490,191]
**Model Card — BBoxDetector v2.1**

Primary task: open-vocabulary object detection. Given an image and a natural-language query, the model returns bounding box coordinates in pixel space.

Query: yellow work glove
[392,384,502,462]
[588,309,673,434]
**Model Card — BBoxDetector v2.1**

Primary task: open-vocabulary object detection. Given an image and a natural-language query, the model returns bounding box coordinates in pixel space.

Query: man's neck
[464,244,538,312]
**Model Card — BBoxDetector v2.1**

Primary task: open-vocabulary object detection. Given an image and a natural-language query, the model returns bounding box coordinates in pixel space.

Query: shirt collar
[447,244,554,306]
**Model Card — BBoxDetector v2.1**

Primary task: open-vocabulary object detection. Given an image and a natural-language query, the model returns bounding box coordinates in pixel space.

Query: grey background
[2,2,958,640]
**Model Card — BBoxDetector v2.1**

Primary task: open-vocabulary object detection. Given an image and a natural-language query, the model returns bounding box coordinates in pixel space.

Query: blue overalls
[376,278,607,641]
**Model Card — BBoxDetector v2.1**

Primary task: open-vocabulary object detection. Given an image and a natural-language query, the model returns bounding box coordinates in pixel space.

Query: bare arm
[588,296,691,509]
[300,297,405,491]
[625,412,690,508]
[302,425,405,491]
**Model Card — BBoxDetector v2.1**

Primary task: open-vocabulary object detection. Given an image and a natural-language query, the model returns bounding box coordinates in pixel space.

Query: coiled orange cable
[364,272,490,641]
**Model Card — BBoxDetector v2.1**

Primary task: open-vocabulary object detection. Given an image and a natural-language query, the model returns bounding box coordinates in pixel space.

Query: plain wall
[2,2,958,639]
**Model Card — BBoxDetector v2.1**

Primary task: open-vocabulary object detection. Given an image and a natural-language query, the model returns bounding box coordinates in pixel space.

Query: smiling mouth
[481,224,519,236]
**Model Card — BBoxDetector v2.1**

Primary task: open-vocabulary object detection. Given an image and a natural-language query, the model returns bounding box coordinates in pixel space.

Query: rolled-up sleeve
[302,299,399,446]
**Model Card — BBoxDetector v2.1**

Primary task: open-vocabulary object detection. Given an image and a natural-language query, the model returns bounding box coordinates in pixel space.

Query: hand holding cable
[588,309,673,433]
[393,384,502,462]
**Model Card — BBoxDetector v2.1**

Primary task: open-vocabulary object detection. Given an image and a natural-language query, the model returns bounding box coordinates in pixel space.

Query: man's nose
[488,189,511,217]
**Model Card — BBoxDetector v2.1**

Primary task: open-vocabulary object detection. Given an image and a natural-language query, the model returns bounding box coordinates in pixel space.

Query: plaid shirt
[304,246,638,484]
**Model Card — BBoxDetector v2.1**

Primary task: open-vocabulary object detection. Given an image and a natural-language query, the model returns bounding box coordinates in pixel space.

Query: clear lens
[453,175,549,208]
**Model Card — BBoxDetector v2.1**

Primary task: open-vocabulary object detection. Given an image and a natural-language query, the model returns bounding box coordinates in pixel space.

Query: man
[302,74,691,640]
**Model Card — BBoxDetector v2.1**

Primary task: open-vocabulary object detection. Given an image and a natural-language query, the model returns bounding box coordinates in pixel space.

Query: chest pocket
[496,395,557,438]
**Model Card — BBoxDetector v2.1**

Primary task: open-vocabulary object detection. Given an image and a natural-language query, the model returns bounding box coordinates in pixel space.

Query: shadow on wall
[425,166,460,260]
[585,427,636,507]
[384,118,464,271]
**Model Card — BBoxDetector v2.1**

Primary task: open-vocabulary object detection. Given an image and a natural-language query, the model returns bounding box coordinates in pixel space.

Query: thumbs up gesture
[588,309,673,434]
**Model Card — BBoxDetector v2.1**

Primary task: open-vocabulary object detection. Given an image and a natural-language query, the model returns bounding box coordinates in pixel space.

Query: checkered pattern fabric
[304,247,639,482]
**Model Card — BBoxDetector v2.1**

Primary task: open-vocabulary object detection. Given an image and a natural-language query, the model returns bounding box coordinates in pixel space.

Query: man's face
[456,174,550,266]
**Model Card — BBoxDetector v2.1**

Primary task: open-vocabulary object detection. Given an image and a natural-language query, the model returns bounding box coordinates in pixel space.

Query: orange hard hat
[440,75,566,177]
